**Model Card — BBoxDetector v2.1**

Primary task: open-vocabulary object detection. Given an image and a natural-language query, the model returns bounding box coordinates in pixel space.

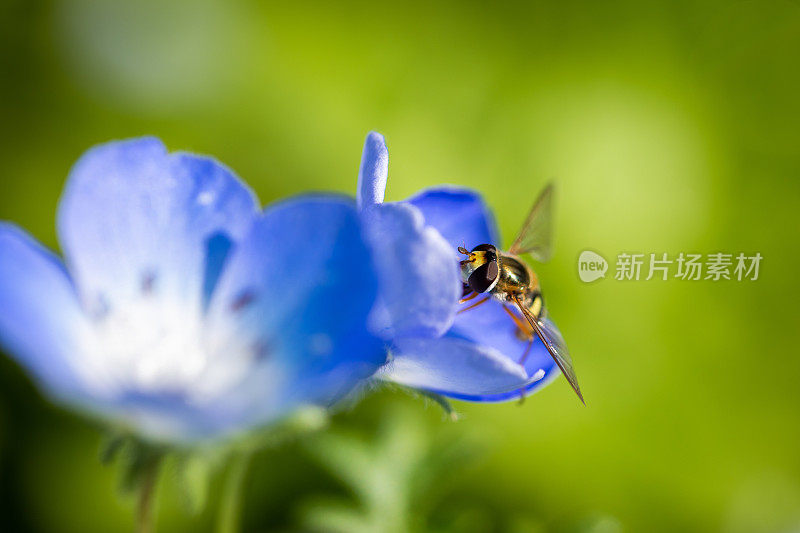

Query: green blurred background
[1,0,799,531]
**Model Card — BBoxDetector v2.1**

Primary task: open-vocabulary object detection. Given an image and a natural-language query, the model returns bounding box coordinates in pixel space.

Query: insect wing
[512,295,584,404]
[507,183,554,262]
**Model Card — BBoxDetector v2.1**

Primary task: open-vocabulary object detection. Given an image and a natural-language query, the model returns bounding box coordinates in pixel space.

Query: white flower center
[78,295,252,406]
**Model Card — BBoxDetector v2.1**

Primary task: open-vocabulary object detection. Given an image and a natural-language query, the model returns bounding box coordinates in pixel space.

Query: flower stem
[216,451,253,533]
[136,457,161,533]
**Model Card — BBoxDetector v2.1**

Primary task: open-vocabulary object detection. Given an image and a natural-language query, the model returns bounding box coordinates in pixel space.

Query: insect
[458,184,584,404]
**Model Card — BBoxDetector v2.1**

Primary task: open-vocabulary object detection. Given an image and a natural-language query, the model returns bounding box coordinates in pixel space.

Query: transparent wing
[507,183,554,262]
[512,294,584,404]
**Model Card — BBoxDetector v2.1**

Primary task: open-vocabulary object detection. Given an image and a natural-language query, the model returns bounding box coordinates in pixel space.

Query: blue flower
[0,138,385,443]
[357,133,462,341]
[357,132,559,401]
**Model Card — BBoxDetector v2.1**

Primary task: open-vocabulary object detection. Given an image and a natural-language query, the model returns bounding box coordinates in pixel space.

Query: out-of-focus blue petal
[57,137,258,314]
[407,187,500,250]
[357,132,388,210]
[206,195,386,426]
[378,336,530,397]
[362,202,461,339]
[0,224,90,401]
[201,232,236,309]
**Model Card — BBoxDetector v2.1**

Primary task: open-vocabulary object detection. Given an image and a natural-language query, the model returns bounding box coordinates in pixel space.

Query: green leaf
[175,453,214,515]
[301,404,481,533]
[105,437,164,496]
[98,432,127,465]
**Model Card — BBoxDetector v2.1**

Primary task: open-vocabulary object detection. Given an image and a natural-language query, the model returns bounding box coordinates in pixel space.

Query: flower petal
[446,298,560,401]
[57,137,258,313]
[0,224,91,401]
[362,202,461,339]
[356,132,388,210]
[378,336,531,397]
[205,195,386,425]
[407,187,500,249]
[379,297,561,402]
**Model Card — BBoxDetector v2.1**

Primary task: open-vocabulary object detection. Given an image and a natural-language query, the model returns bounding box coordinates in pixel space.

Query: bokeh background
[1,1,799,531]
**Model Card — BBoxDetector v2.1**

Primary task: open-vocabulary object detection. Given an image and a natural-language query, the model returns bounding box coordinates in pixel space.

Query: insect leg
[500,305,535,405]
[457,295,490,314]
[519,338,534,365]
[517,389,527,406]
[516,340,534,406]
[459,291,479,303]
[502,305,533,338]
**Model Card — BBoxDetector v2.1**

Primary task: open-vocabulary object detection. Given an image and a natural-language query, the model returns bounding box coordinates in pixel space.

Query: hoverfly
[458,184,584,404]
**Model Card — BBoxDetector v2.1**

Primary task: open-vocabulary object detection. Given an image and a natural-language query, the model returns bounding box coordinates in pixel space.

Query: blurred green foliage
[1,0,799,531]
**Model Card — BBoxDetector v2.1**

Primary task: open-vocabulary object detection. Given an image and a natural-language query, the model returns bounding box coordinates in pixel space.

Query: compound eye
[471,243,497,255]
[468,260,499,293]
